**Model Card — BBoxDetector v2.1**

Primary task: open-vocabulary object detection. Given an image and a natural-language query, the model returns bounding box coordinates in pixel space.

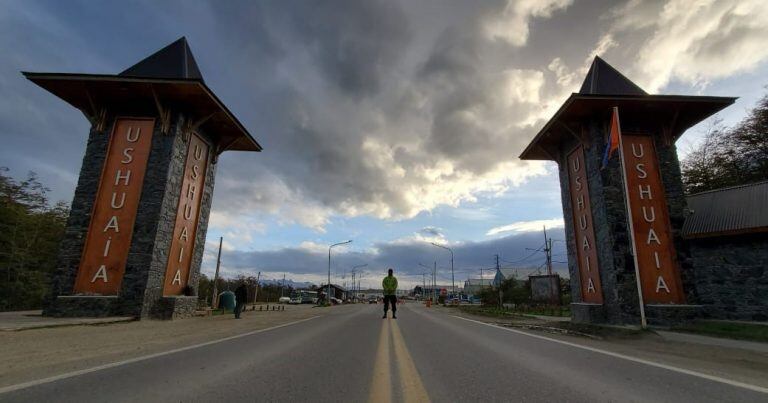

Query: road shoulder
[0,304,327,388]
[430,304,768,389]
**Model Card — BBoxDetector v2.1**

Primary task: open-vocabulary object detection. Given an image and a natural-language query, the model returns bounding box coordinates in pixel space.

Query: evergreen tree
[0,168,68,311]
[682,93,768,193]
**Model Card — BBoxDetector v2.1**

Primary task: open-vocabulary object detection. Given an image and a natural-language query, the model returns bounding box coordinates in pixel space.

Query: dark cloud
[419,226,443,237]
[282,0,411,97]
[216,228,567,283]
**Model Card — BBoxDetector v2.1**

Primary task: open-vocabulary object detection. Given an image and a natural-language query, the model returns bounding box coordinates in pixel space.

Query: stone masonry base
[44,296,120,317]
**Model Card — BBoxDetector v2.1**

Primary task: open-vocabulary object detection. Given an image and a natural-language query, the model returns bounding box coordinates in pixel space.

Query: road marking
[0,315,320,395]
[390,319,431,403]
[368,320,392,403]
[452,315,768,395]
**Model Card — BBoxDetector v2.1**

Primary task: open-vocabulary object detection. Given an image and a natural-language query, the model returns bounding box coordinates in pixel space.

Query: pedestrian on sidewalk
[382,268,398,319]
[234,282,247,319]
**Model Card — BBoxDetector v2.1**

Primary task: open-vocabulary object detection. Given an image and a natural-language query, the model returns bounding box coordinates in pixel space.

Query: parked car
[330,297,342,305]
[278,296,291,304]
[368,297,378,304]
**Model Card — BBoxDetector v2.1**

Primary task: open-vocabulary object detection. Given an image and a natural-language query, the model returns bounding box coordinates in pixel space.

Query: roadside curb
[0,317,136,332]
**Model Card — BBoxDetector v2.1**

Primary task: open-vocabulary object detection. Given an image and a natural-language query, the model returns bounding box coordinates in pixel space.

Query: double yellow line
[368,319,430,403]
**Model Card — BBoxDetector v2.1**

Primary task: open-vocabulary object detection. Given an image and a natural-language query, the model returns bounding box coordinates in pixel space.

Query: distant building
[317,284,348,300]
[464,278,493,297]
[493,268,530,287]
[420,285,453,299]
[529,274,561,304]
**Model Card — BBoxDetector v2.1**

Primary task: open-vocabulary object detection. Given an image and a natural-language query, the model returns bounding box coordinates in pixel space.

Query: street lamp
[431,242,455,299]
[328,240,352,305]
[352,263,367,302]
[419,262,436,302]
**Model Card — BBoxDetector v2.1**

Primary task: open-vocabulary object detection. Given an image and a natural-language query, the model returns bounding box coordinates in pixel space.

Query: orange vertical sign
[163,133,209,295]
[74,118,155,294]
[620,134,685,304]
[567,146,603,303]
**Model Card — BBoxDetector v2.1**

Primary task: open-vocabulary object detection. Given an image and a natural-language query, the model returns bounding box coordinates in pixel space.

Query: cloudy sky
[2,0,767,289]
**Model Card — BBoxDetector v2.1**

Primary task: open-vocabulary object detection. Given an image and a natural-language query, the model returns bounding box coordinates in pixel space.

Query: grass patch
[456,306,523,318]
[456,305,570,318]
[670,321,768,343]
[548,321,646,339]
[457,305,646,339]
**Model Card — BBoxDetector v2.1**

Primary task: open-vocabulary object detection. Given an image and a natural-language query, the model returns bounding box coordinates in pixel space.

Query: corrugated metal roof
[683,180,768,238]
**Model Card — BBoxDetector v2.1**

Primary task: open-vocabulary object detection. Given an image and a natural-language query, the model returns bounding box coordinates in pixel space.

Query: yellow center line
[391,319,431,403]
[368,320,392,403]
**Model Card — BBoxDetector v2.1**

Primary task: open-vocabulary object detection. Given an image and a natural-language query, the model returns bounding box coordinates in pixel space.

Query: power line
[501,243,546,264]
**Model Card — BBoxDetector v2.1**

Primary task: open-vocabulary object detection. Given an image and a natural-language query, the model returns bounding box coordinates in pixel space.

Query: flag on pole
[601,107,621,168]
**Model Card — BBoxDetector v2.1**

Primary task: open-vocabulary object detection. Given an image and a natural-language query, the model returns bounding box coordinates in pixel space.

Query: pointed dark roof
[22,37,261,152]
[519,56,735,161]
[120,37,203,81]
[578,56,647,96]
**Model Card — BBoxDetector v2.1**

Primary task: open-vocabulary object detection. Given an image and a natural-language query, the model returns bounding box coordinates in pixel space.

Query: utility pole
[281,273,286,298]
[480,266,484,299]
[431,242,455,299]
[328,240,352,305]
[496,254,502,308]
[433,261,437,303]
[352,263,367,302]
[211,236,223,308]
[254,271,261,304]
[544,225,557,305]
[544,226,552,276]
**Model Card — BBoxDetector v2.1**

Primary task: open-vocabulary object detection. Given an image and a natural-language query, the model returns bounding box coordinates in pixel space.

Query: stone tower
[520,57,734,325]
[24,37,262,319]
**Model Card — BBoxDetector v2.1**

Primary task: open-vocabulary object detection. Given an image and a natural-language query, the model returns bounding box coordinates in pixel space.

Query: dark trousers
[383,295,397,314]
[235,302,245,318]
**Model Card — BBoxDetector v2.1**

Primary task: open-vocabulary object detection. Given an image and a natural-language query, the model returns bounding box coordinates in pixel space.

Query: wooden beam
[182,112,217,141]
[536,143,557,162]
[151,85,171,134]
[662,107,681,146]
[82,90,107,131]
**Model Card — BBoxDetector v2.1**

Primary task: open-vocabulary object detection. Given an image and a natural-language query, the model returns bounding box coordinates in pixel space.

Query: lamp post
[431,242,455,299]
[419,262,435,302]
[352,263,367,302]
[328,240,352,305]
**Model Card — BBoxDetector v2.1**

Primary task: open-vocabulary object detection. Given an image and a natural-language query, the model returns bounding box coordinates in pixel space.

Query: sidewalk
[0,310,134,331]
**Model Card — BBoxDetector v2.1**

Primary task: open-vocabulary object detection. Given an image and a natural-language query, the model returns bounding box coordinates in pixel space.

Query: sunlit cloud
[486,218,564,236]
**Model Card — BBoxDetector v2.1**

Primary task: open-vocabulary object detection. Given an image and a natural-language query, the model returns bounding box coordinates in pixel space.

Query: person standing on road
[234,282,247,319]
[382,268,398,319]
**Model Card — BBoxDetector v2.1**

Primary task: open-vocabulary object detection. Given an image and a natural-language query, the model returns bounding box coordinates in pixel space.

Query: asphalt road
[1,303,767,402]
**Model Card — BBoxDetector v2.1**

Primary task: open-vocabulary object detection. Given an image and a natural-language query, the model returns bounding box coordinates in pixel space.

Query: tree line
[681,92,768,193]
[0,168,68,311]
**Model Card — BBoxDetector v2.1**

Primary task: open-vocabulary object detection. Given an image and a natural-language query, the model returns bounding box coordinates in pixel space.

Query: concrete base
[150,296,198,320]
[571,302,606,324]
[44,295,121,318]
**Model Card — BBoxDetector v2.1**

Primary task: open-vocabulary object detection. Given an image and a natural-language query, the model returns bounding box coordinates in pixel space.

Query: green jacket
[382,275,398,295]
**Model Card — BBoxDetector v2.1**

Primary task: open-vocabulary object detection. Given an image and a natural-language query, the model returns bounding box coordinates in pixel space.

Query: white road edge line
[451,315,768,394]
[0,315,320,395]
